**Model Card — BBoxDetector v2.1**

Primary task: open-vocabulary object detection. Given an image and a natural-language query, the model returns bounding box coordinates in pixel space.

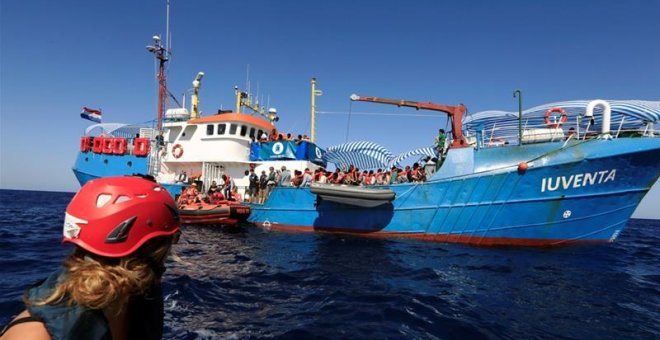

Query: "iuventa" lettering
[541,169,616,192]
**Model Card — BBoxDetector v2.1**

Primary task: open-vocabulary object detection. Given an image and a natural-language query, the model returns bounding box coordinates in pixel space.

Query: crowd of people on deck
[251,128,312,145]
[257,156,438,191]
[175,155,438,207]
[175,126,446,206]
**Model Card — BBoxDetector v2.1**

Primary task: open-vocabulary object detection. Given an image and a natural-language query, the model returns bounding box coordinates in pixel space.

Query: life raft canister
[111,138,127,155]
[101,137,114,154]
[544,107,568,128]
[80,136,92,152]
[172,144,184,159]
[133,138,150,157]
[92,137,104,153]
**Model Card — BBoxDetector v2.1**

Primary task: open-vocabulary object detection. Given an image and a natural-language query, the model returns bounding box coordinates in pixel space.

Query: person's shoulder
[1,310,51,340]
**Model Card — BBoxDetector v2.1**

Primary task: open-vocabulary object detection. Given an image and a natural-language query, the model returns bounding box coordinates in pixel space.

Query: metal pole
[311,78,316,142]
[513,90,522,145]
[235,87,241,114]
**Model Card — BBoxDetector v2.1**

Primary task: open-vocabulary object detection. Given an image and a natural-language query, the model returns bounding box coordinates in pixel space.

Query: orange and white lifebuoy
[544,107,568,128]
[172,144,184,158]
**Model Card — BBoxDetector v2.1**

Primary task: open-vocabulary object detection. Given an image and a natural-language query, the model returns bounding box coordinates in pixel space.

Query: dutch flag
[80,107,102,123]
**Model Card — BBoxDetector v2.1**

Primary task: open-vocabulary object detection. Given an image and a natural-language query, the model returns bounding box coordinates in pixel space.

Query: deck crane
[349,94,469,149]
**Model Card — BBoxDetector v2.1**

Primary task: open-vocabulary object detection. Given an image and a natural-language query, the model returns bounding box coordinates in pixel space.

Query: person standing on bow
[248,169,259,203]
[279,166,292,187]
[435,129,447,158]
[0,176,180,340]
[221,174,234,201]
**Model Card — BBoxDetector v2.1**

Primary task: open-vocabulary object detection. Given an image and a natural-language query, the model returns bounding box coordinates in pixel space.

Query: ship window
[217,124,226,135]
[258,129,264,139]
[229,124,237,135]
[249,127,256,139]
[206,124,214,135]
[240,125,247,136]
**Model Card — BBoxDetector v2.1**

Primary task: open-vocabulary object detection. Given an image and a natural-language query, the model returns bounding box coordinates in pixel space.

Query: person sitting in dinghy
[207,180,219,196]
[210,190,226,204]
[0,176,180,340]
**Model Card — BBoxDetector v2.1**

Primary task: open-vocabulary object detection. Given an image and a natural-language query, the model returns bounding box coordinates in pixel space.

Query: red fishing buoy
[518,162,528,173]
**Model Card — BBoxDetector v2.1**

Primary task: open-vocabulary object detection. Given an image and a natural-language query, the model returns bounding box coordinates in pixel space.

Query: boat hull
[249,138,660,246]
[180,203,251,225]
[73,152,149,185]
[73,152,188,197]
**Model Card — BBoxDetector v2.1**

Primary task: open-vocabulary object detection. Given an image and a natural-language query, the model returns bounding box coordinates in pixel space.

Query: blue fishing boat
[248,96,660,246]
[70,12,659,245]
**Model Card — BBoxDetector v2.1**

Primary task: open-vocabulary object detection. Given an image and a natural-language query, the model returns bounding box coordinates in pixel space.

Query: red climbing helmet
[63,176,180,258]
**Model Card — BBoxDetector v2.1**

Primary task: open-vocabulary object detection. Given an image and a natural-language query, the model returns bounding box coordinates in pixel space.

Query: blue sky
[1,0,658,217]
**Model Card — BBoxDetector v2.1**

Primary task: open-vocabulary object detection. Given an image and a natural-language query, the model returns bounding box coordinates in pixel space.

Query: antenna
[256,81,260,106]
[245,64,250,94]
[166,0,171,52]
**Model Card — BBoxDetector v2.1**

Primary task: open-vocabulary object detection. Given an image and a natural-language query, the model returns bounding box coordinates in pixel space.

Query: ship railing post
[513,90,523,146]
[615,116,625,138]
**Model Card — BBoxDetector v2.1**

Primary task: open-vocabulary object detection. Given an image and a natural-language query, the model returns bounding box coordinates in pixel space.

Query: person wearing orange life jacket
[187,183,199,197]
[375,169,384,185]
[364,170,374,186]
[221,174,233,201]
[343,165,356,185]
[331,169,344,184]
[210,190,226,204]
[0,176,180,340]
[268,128,279,142]
[410,163,421,182]
[231,186,242,202]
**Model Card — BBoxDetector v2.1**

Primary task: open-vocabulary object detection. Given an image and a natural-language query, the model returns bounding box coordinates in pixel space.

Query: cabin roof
[189,113,273,131]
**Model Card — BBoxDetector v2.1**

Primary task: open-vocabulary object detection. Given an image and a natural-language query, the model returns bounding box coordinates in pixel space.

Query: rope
[345,100,353,142]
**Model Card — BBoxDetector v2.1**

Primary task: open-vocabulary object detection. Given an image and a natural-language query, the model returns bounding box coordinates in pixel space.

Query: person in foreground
[0,176,181,340]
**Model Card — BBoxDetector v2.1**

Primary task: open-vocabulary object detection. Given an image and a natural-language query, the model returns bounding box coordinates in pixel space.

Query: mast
[311,78,322,143]
[191,72,204,119]
[146,1,171,130]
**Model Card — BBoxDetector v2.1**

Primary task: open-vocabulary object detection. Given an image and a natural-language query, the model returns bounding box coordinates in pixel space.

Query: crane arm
[350,94,469,148]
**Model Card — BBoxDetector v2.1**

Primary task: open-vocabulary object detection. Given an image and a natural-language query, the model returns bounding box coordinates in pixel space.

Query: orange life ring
[172,144,184,158]
[544,107,568,128]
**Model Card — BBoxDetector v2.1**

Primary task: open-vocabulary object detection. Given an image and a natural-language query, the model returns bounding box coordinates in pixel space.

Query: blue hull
[249,138,660,245]
[72,152,188,197]
[73,152,149,184]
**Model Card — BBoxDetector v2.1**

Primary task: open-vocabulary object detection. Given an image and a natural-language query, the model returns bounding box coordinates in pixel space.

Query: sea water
[1,189,658,339]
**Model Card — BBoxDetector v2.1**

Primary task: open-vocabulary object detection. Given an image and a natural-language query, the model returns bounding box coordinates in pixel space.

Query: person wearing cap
[0,176,180,340]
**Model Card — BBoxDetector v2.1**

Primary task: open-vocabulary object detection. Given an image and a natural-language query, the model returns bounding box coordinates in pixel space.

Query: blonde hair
[29,236,174,312]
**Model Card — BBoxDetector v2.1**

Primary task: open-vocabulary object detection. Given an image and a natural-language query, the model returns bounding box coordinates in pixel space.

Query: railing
[465,115,657,149]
